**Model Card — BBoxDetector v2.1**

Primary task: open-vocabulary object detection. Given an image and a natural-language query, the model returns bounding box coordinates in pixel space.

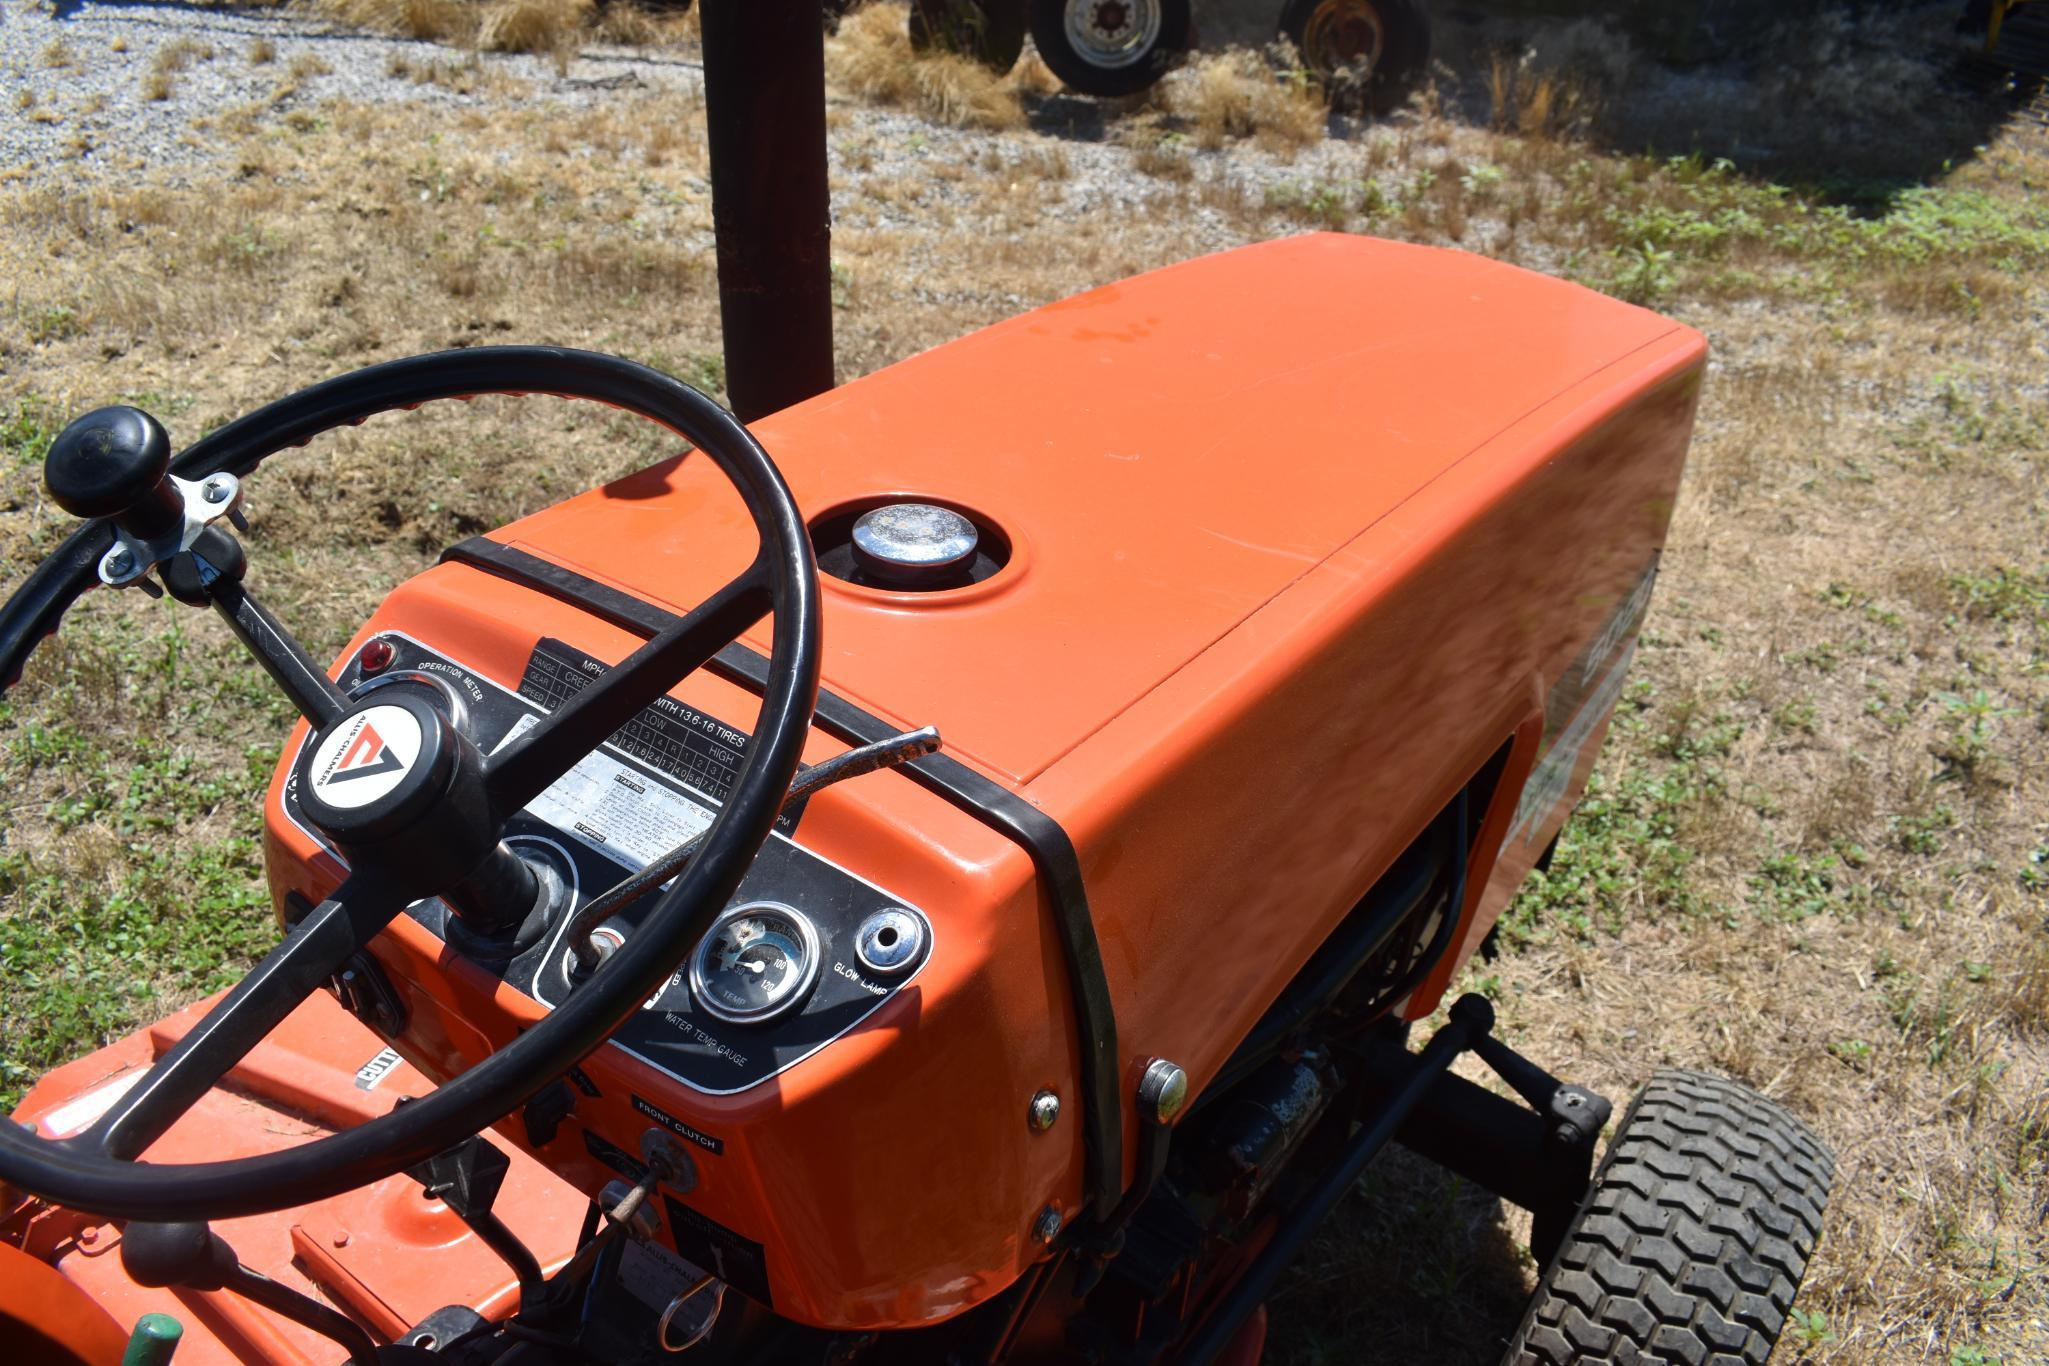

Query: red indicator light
[359,639,396,674]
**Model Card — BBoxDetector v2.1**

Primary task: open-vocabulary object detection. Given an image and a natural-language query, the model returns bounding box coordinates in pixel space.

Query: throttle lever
[564,725,942,976]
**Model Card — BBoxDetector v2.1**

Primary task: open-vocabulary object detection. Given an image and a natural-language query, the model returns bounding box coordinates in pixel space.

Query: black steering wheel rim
[0,347,822,1221]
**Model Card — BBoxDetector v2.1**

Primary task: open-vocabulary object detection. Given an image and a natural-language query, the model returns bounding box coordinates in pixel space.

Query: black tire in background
[1502,1070,1835,1366]
[909,0,1030,73]
[1029,0,1192,98]
[1278,0,1430,116]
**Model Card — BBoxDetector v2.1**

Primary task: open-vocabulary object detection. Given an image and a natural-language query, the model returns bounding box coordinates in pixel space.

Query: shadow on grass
[1430,1,2040,208]
[1264,1144,1537,1366]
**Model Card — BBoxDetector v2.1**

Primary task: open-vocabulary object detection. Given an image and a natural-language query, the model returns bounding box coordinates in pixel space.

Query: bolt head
[1139,1058,1188,1125]
[105,546,135,576]
[1028,1090,1061,1132]
[1031,1205,1064,1245]
[203,476,232,504]
[332,1230,351,1249]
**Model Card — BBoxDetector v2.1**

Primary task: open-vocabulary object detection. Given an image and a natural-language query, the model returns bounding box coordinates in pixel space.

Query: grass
[824,2,1031,131]
[2,3,2046,1362]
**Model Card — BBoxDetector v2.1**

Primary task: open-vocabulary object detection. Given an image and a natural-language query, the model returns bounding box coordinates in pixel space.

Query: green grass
[0,610,293,1110]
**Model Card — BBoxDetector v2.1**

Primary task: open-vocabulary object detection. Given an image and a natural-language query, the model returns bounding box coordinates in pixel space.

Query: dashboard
[279,631,934,1097]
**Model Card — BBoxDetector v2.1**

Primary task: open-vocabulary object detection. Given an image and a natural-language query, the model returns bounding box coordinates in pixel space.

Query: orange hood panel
[496,234,1685,784]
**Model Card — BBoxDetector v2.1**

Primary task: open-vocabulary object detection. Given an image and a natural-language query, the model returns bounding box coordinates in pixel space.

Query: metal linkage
[1073,1058,1190,1298]
[120,1220,379,1366]
[1176,995,1500,1366]
[405,1134,547,1312]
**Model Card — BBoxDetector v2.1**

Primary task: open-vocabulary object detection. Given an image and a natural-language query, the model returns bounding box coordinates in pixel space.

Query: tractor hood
[491,234,1685,786]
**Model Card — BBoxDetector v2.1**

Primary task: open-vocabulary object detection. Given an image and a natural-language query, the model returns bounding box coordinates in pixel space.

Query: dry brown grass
[321,0,474,45]
[1,17,2045,1365]
[1164,48,1326,153]
[1486,53,1600,139]
[824,2,1023,131]
[477,0,591,60]
[151,37,215,76]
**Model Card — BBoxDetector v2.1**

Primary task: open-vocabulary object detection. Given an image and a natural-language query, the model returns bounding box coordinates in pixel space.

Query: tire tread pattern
[1502,1069,1834,1365]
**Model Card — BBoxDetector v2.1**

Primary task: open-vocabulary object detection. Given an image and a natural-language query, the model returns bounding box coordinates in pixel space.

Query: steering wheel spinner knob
[46,405,177,529]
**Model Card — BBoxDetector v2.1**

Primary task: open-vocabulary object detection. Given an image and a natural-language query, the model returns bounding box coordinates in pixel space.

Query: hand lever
[564,725,942,976]
[45,405,246,595]
[405,1134,544,1311]
[120,1220,379,1366]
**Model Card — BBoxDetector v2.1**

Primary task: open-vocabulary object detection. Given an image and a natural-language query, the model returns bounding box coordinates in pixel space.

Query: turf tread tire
[1501,1069,1834,1366]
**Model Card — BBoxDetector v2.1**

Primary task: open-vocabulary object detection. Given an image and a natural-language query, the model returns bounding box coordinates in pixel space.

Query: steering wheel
[0,348,821,1222]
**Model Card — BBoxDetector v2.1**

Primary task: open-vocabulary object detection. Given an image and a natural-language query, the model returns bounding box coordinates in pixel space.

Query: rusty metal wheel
[1278,0,1429,116]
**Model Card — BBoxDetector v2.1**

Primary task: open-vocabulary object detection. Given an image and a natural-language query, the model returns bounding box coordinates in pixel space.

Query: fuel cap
[850,503,978,587]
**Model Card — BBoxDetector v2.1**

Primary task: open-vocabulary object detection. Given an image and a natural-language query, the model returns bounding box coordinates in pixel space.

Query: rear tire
[1277,0,1429,116]
[1029,0,1192,98]
[909,0,1029,74]
[1502,1069,1834,1366]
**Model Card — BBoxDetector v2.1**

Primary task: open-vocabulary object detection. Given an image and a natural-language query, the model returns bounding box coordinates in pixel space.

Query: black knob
[120,1220,237,1291]
[45,405,182,539]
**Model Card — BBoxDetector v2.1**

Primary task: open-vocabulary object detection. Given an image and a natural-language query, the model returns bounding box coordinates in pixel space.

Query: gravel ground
[1,0,704,182]
[0,0,1378,276]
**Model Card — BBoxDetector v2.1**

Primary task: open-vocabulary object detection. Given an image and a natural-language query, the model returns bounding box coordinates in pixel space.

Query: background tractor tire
[1029,0,1192,98]
[1502,1069,1834,1366]
[910,0,1029,73]
[1278,0,1429,117]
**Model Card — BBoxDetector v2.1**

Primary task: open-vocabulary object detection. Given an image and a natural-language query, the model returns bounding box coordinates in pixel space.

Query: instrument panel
[280,632,934,1096]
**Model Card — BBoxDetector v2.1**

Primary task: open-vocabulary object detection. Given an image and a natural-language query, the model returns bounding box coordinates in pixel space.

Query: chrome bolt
[203,476,233,504]
[1028,1090,1061,1132]
[1031,1204,1064,1245]
[105,546,135,577]
[1138,1058,1188,1125]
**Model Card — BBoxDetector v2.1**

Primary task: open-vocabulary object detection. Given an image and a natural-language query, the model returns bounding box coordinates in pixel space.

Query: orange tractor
[0,13,1829,1362]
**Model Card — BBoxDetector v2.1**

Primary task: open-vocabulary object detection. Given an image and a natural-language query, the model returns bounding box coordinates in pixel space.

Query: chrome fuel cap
[850,503,978,587]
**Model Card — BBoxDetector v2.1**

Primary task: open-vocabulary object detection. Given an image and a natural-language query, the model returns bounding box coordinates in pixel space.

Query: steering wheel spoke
[482,557,772,818]
[81,876,407,1162]
[208,579,350,728]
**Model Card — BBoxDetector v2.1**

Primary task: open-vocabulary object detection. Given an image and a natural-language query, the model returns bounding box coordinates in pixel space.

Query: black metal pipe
[1174,996,1495,1366]
[1384,1061,1552,1214]
[227,1265,380,1366]
[469,1209,547,1310]
[699,0,835,421]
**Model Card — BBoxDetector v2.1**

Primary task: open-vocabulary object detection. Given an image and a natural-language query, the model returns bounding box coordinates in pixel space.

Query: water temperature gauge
[688,902,822,1026]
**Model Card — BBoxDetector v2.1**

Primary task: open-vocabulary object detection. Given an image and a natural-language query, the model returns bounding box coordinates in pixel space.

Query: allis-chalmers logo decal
[309,705,423,810]
[328,724,404,785]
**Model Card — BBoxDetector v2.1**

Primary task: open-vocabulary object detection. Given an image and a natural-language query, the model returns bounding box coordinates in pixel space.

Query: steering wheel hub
[304,702,433,816]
